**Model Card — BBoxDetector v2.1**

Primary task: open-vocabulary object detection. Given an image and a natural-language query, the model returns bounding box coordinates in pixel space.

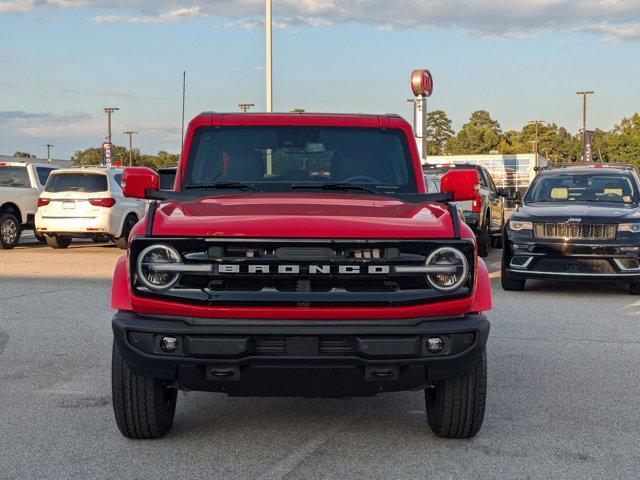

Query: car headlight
[425,247,469,292]
[136,244,182,291]
[510,220,533,231]
[618,223,640,233]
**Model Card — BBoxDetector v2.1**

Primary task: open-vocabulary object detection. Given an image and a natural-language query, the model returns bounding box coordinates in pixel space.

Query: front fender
[111,254,132,311]
[471,257,492,312]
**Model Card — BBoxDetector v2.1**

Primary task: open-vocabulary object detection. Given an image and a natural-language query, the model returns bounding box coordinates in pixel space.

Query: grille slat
[534,222,616,240]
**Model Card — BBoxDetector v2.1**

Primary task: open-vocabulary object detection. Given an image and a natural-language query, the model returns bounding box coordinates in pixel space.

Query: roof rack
[536,162,638,173]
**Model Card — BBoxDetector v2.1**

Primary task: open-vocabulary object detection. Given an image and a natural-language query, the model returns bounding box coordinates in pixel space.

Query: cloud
[92,5,200,24]
[0,81,27,88]
[4,0,640,43]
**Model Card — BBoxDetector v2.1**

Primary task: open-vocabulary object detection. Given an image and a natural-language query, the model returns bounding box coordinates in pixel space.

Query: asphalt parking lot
[1,236,639,479]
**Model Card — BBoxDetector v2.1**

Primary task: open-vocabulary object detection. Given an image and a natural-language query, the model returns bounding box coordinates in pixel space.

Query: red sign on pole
[410,69,433,97]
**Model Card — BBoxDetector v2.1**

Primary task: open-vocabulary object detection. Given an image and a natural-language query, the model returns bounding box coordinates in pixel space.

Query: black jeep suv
[502,163,640,294]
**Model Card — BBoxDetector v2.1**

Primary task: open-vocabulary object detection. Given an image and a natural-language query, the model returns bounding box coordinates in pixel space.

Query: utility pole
[103,107,119,144]
[44,144,54,163]
[527,120,545,155]
[265,0,273,112]
[576,91,594,159]
[239,103,255,112]
[122,131,138,167]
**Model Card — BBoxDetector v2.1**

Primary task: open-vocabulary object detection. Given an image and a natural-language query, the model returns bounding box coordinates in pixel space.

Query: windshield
[526,172,638,204]
[0,166,30,188]
[183,126,417,193]
[45,173,108,193]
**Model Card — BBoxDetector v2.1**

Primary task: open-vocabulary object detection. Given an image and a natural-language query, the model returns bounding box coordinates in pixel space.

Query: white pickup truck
[0,161,58,249]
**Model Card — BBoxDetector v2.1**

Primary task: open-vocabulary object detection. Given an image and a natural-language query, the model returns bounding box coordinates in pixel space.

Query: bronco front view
[110,112,492,439]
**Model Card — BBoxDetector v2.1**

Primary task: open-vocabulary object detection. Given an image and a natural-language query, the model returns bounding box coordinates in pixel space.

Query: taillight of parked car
[89,198,116,208]
[472,196,482,213]
[37,198,50,207]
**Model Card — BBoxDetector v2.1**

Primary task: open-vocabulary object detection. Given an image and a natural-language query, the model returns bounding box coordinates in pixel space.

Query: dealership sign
[410,69,433,97]
[102,142,114,166]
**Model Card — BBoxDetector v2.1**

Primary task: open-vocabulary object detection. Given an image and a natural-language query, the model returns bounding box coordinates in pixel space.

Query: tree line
[427,110,640,165]
[71,146,179,170]
[12,110,640,170]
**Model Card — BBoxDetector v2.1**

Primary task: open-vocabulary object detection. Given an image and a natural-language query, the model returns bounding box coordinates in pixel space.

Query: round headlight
[425,247,469,292]
[136,244,181,291]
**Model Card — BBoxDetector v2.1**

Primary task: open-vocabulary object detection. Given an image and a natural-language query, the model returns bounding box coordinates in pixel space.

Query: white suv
[0,161,59,248]
[35,167,146,249]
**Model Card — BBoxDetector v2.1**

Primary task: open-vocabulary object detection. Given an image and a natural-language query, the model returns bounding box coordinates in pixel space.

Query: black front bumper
[505,240,640,282]
[112,311,490,397]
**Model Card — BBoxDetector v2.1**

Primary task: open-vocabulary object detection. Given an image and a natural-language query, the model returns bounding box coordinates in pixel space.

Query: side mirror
[440,169,479,201]
[497,187,509,198]
[122,167,159,199]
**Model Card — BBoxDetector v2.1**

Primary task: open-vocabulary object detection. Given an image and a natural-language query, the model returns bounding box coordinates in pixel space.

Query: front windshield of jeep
[526,172,638,204]
[184,126,417,193]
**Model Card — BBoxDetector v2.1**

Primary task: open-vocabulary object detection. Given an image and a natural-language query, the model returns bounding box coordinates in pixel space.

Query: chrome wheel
[1,218,17,245]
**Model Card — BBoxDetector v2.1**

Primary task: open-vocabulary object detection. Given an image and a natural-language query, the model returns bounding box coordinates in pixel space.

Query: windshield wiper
[184,182,262,192]
[291,183,381,195]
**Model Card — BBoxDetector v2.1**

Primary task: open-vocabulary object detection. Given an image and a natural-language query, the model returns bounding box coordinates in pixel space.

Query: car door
[485,169,504,233]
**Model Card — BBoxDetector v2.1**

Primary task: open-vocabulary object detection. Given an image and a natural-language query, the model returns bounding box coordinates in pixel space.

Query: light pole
[122,131,138,167]
[265,0,273,112]
[103,107,119,144]
[527,120,545,155]
[44,144,54,163]
[576,91,594,160]
[239,103,255,112]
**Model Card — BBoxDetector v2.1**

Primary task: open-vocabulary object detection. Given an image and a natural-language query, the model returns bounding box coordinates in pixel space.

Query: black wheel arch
[0,202,23,224]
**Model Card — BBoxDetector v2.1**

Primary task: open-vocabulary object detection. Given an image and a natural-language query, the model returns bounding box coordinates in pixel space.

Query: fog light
[426,337,444,353]
[160,336,179,353]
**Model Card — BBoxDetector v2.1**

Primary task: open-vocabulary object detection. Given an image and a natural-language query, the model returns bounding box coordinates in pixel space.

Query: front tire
[112,341,177,439]
[46,235,72,249]
[0,213,21,249]
[476,221,490,258]
[501,249,526,291]
[425,351,487,439]
[630,283,640,295]
[116,214,137,250]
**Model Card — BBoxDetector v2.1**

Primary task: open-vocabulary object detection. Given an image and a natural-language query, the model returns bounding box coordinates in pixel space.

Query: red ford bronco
[111,112,492,439]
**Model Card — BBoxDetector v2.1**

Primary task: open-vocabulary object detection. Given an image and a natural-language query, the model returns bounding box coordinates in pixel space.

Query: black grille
[253,336,352,355]
[534,223,616,240]
[533,258,615,274]
[130,238,475,307]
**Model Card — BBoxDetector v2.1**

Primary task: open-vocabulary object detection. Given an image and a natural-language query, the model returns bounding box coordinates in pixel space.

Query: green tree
[72,146,179,170]
[446,110,502,154]
[13,151,33,158]
[605,114,640,166]
[425,110,455,155]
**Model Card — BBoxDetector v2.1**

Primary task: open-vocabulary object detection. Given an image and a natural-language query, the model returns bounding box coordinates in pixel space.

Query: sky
[1,0,640,159]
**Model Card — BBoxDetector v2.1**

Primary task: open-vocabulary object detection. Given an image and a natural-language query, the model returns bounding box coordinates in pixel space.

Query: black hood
[513,202,640,223]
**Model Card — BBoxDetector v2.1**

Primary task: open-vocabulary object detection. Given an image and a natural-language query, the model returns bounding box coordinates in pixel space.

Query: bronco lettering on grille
[217,264,391,275]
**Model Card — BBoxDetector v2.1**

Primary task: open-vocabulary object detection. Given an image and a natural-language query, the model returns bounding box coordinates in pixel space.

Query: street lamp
[266,0,272,112]
[103,107,119,144]
[527,120,545,155]
[43,144,54,163]
[122,130,138,167]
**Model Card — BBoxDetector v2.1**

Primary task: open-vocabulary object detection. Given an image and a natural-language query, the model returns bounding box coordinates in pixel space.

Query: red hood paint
[149,193,457,239]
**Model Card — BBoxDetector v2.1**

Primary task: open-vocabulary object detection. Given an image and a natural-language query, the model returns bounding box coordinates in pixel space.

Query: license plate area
[62,201,76,210]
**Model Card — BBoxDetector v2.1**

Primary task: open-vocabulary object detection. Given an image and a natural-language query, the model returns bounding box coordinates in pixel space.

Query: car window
[526,172,638,204]
[36,167,55,186]
[113,174,123,188]
[485,170,497,192]
[0,166,30,188]
[185,126,418,193]
[45,173,108,193]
